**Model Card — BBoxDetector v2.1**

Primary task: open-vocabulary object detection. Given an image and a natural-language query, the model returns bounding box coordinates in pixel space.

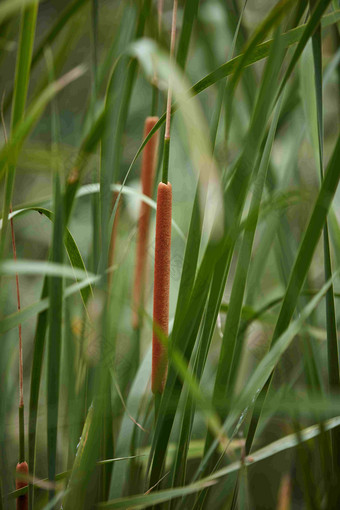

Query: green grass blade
[0,66,86,184]
[244,133,340,453]
[46,52,64,497]
[28,278,48,510]
[190,272,338,492]
[99,0,150,273]
[214,94,284,418]
[176,0,199,70]
[0,273,98,335]
[277,0,333,98]
[83,10,340,203]
[148,9,289,488]
[108,347,151,498]
[0,0,41,23]
[2,0,89,115]
[309,0,340,482]
[0,1,38,258]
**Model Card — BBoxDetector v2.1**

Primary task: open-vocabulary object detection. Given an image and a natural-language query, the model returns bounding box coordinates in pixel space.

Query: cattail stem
[161,0,177,184]
[151,0,176,397]
[19,405,25,463]
[16,462,28,510]
[162,137,170,184]
[132,116,159,329]
[150,0,164,117]
[151,84,158,116]
[152,182,172,394]
[2,95,26,466]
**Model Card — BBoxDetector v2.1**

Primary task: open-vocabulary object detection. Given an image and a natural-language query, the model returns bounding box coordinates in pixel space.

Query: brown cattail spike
[132,116,159,328]
[16,462,28,510]
[152,182,172,394]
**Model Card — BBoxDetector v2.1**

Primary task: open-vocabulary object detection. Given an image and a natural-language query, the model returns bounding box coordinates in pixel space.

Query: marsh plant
[0,0,340,508]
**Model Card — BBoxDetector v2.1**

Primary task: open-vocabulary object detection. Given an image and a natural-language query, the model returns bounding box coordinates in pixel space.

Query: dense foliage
[0,0,340,508]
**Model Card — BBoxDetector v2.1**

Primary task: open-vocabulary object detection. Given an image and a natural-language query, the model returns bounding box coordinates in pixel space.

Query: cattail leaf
[98,415,340,509]
[0,0,38,258]
[99,0,149,274]
[244,133,340,454]
[108,347,152,499]
[176,0,199,71]
[308,0,340,487]
[0,274,99,335]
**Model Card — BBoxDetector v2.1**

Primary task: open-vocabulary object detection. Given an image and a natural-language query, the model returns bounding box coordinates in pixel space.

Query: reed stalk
[132,116,159,329]
[152,0,177,398]
[15,462,28,510]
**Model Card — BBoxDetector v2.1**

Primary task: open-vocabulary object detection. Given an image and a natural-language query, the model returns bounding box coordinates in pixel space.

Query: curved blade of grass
[169,2,249,489]
[176,0,199,70]
[148,8,292,488]
[244,132,340,454]
[99,0,150,273]
[58,9,340,214]
[204,415,340,483]
[3,207,90,505]
[0,65,86,184]
[100,413,340,508]
[277,0,333,99]
[213,93,284,420]
[108,347,151,498]
[0,260,93,281]
[121,9,340,216]
[0,273,99,335]
[2,0,90,114]
[2,207,92,302]
[191,29,286,509]
[0,0,42,24]
[308,0,340,481]
[0,0,38,258]
[187,271,338,495]
[73,183,186,241]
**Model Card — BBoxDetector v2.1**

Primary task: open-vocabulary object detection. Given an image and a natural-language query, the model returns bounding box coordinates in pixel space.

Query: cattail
[151,0,177,396]
[16,462,28,510]
[132,116,159,329]
[152,182,172,394]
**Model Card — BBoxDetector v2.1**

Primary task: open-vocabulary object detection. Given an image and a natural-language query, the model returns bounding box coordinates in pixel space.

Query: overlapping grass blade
[45,50,64,498]
[0,66,86,184]
[122,10,340,200]
[0,0,38,258]
[2,0,90,114]
[108,347,151,498]
[99,0,150,273]
[308,1,340,490]
[0,273,98,335]
[176,0,199,70]
[148,4,291,490]
[244,133,340,455]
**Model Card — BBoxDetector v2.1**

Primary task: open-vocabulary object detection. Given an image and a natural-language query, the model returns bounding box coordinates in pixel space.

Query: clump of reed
[132,116,159,329]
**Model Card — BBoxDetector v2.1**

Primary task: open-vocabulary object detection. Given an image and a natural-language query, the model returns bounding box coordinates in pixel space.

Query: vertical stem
[161,0,178,184]
[19,405,25,463]
[1,95,25,465]
[151,0,164,116]
[162,137,170,184]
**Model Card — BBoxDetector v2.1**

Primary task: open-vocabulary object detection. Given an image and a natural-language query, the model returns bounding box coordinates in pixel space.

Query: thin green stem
[151,83,159,116]
[162,137,170,184]
[19,405,25,463]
